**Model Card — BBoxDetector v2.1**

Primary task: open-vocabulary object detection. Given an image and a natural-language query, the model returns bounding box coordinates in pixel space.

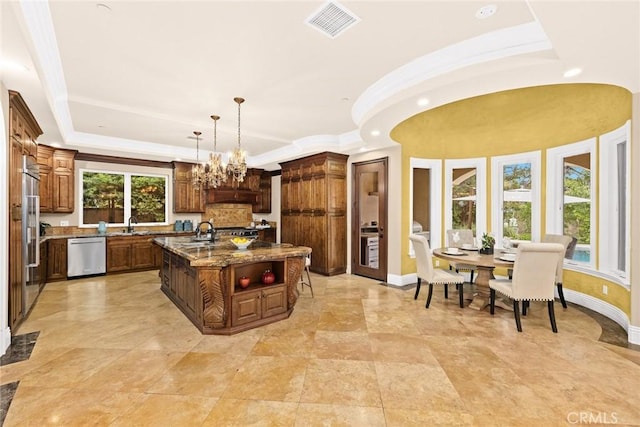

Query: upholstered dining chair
[410,234,465,308]
[508,234,574,308]
[490,242,565,333]
[446,229,477,286]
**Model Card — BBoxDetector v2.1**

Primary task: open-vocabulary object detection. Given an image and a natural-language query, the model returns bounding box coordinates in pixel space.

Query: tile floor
[1,271,639,426]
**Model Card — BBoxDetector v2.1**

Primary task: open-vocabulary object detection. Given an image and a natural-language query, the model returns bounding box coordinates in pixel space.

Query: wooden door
[351,158,388,281]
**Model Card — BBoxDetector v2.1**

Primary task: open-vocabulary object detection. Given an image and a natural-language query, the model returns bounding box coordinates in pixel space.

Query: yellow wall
[392,83,632,315]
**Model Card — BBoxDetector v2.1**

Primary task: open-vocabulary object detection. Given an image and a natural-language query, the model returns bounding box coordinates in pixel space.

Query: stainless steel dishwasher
[67,236,107,278]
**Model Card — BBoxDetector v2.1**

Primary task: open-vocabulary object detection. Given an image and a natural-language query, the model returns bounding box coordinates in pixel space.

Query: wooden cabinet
[254,170,272,213]
[107,235,163,273]
[280,152,348,275]
[107,237,133,272]
[47,238,68,282]
[52,150,76,213]
[8,91,43,331]
[172,161,205,213]
[36,241,48,288]
[258,228,276,243]
[37,145,54,212]
[37,145,76,213]
[231,284,287,326]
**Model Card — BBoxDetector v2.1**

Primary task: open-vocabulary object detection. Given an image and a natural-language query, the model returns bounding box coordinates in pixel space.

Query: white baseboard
[1,326,11,356]
[563,288,636,343]
[386,273,416,287]
[628,325,640,345]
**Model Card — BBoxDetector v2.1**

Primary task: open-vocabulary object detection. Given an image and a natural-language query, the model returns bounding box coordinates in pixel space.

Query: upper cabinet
[9,90,42,162]
[172,161,205,213]
[38,144,77,213]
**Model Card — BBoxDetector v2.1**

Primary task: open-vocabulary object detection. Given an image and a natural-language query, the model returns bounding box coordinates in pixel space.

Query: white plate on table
[461,246,479,251]
[498,255,516,262]
[443,250,467,256]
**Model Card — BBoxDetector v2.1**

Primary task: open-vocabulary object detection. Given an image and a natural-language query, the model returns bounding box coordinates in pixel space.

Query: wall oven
[22,155,40,315]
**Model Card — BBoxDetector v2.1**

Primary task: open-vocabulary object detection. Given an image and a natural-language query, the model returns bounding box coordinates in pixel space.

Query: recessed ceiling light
[563,67,582,78]
[476,4,497,19]
[417,98,429,107]
[341,97,350,102]
[96,3,111,12]
[370,130,380,137]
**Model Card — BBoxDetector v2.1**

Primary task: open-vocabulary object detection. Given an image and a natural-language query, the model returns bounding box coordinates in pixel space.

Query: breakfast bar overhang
[153,237,311,335]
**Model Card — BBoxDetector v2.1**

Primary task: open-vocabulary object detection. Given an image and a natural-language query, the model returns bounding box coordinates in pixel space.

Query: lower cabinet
[47,238,67,282]
[231,284,287,326]
[258,228,276,243]
[36,241,48,288]
[107,235,163,273]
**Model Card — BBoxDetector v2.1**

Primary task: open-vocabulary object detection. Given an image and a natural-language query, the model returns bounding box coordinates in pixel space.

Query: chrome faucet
[195,221,216,241]
[127,216,138,233]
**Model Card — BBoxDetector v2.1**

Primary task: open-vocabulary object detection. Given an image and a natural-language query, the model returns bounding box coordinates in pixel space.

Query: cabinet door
[52,151,75,213]
[173,162,205,213]
[261,285,287,318]
[232,289,262,326]
[47,239,68,281]
[131,240,155,270]
[39,167,53,212]
[107,240,132,272]
[37,241,48,287]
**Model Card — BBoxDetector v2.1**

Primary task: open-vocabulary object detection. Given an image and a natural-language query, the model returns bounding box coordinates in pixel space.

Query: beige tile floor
[2,270,639,426]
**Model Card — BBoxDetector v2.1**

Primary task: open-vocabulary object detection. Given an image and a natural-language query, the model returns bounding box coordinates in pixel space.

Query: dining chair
[410,234,465,308]
[508,234,574,309]
[446,229,477,286]
[489,242,565,333]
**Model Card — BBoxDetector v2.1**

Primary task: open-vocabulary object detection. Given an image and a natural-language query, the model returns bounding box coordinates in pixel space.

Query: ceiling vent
[305,1,361,39]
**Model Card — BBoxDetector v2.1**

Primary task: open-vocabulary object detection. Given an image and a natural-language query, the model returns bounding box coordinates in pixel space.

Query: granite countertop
[40,230,193,242]
[153,236,311,267]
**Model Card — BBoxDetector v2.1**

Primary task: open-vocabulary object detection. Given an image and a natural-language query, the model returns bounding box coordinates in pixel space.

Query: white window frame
[79,168,170,227]
[491,151,541,247]
[546,138,596,269]
[409,157,442,256]
[599,121,631,286]
[444,158,487,245]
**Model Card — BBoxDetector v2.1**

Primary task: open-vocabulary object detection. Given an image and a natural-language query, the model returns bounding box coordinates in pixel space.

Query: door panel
[351,158,388,281]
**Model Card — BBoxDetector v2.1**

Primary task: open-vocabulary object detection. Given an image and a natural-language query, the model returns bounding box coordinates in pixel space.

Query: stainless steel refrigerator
[22,155,40,315]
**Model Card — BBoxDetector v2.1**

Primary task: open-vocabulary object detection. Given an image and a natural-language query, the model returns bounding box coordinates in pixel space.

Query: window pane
[452,168,476,233]
[83,172,125,224]
[502,163,531,240]
[131,175,166,223]
[563,154,591,262]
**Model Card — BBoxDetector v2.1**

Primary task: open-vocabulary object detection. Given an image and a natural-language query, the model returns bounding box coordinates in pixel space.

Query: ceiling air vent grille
[305,1,361,39]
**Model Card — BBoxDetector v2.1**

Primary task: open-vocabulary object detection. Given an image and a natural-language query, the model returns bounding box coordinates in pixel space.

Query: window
[546,139,596,267]
[491,151,541,247]
[81,169,168,226]
[599,121,630,284]
[444,158,486,243]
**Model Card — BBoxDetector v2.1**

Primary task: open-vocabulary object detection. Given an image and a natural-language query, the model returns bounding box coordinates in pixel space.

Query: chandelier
[191,131,206,189]
[226,97,247,184]
[204,115,227,188]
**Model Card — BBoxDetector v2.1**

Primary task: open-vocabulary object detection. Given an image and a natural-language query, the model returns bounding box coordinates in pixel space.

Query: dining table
[432,247,515,310]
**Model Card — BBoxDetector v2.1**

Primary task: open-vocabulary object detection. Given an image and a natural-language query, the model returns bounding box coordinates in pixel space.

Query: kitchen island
[153,236,311,335]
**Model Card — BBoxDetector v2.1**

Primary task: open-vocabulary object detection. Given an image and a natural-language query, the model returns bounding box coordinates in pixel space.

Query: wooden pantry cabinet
[280,152,348,275]
[8,91,43,331]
